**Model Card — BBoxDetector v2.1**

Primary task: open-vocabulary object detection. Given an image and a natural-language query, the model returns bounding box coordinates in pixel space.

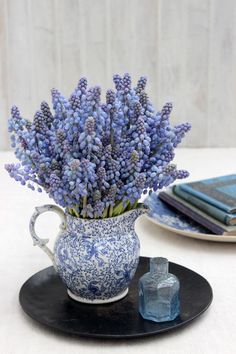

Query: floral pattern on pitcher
[52,208,143,302]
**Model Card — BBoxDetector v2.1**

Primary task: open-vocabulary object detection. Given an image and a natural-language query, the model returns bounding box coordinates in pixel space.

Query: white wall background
[0,0,236,150]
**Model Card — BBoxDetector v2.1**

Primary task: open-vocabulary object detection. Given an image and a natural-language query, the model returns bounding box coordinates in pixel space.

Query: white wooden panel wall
[0,0,236,149]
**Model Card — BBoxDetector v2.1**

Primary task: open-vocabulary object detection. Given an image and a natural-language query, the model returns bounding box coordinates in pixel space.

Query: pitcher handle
[29,204,66,264]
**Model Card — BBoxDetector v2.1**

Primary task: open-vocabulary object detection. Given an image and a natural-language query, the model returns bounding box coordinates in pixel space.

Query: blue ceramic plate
[144,194,236,242]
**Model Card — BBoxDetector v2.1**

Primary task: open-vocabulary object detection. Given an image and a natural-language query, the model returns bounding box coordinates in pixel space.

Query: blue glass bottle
[139,257,180,322]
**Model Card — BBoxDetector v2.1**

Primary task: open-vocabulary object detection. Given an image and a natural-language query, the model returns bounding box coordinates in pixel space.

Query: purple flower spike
[5,74,191,217]
[11,105,21,120]
[40,101,53,126]
[113,74,123,91]
[136,76,147,93]
[77,77,88,91]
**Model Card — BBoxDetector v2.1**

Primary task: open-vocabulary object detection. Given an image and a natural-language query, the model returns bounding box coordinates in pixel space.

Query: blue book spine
[158,192,226,235]
[179,183,233,213]
[174,185,236,226]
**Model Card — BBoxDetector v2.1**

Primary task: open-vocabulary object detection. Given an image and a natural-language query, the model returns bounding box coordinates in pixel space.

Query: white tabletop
[1,149,235,354]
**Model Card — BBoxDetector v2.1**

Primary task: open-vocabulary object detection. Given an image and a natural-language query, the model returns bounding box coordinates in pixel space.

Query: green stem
[102,206,108,218]
[72,207,80,218]
[109,205,113,217]
[68,207,73,216]
[113,201,124,216]
[131,199,139,210]
[83,196,87,219]
[124,200,130,212]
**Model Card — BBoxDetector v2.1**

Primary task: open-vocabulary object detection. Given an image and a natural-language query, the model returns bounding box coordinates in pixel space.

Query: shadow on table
[138,215,236,257]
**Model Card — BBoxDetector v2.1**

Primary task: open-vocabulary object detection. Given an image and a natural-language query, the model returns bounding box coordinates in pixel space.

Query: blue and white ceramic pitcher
[29,205,146,304]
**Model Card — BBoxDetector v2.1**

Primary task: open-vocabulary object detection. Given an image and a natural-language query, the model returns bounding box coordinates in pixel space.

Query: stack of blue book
[159,174,236,235]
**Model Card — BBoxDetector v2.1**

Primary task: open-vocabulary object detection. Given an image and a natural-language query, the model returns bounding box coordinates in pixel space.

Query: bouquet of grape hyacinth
[5,73,191,218]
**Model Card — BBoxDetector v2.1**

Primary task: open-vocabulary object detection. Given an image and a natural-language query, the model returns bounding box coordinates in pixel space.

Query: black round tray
[19,256,213,339]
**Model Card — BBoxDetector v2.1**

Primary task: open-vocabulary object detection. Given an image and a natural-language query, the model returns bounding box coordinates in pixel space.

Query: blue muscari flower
[78,117,102,163]
[81,203,94,218]
[33,111,48,133]
[139,91,148,107]
[40,101,53,126]
[97,166,109,191]
[113,74,123,91]
[104,184,117,207]
[5,74,191,217]
[93,200,105,217]
[172,123,191,147]
[76,77,88,93]
[135,76,147,94]
[69,93,81,113]
[123,73,131,92]
[106,89,116,105]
